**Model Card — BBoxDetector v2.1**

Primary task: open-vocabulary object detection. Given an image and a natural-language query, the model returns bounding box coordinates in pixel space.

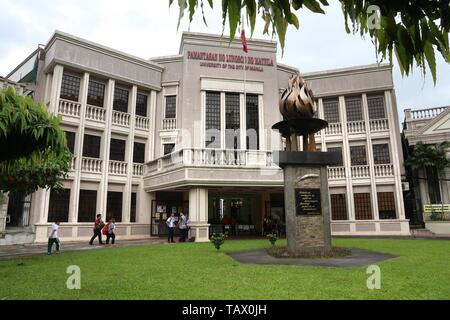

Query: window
[78,190,97,222]
[48,189,70,223]
[110,139,126,162]
[225,93,240,150]
[107,192,122,222]
[113,87,129,113]
[163,144,175,155]
[331,194,348,220]
[136,93,148,117]
[350,145,367,165]
[378,192,396,219]
[246,94,259,150]
[87,80,105,107]
[373,144,391,164]
[130,193,137,223]
[165,95,177,119]
[83,135,101,158]
[133,142,145,163]
[205,91,221,149]
[323,99,340,123]
[65,131,76,154]
[133,142,146,164]
[60,74,80,102]
[354,193,373,220]
[367,95,386,119]
[345,97,363,121]
[327,147,343,166]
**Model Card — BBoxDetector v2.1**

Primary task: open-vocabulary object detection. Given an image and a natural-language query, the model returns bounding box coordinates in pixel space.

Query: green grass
[0,238,449,300]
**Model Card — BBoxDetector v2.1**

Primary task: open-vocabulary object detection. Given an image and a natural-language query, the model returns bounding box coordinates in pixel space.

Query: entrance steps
[0,228,35,246]
[410,228,436,238]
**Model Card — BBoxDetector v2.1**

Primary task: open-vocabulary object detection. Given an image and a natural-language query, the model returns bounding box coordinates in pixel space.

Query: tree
[169,0,450,83]
[406,142,450,204]
[0,87,72,195]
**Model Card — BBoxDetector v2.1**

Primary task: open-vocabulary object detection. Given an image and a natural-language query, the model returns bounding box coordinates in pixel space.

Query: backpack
[102,223,110,235]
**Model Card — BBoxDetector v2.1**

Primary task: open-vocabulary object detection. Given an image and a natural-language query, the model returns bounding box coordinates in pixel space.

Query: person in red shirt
[89,214,105,245]
[221,216,229,234]
[230,216,237,236]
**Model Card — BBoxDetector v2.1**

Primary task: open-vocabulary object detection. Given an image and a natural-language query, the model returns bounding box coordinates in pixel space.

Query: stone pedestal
[275,151,341,256]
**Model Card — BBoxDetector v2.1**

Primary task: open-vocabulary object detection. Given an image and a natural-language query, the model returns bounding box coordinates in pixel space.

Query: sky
[1,0,449,120]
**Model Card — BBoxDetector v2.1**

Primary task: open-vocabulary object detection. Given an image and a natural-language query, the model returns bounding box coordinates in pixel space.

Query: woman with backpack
[104,218,116,245]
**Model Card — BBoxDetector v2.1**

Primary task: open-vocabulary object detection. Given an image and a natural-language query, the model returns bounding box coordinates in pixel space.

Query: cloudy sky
[1,0,449,119]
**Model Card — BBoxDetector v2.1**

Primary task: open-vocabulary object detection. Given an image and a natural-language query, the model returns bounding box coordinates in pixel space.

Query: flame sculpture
[279,74,317,151]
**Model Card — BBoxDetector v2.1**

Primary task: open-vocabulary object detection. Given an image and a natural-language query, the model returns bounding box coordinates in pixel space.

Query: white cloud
[0,0,449,119]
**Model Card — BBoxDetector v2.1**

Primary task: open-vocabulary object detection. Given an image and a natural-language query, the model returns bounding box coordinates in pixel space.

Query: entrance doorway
[6,193,31,228]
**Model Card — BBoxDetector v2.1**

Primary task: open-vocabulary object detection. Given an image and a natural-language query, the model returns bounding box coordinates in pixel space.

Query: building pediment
[419,108,450,136]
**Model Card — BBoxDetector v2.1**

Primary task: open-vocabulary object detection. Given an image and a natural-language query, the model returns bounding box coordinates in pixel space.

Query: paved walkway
[0,238,166,260]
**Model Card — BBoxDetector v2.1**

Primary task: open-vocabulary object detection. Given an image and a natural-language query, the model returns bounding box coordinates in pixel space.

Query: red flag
[241,28,248,53]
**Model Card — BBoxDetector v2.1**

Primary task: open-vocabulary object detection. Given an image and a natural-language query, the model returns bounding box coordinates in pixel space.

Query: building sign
[187,51,274,73]
[295,189,322,216]
[424,204,450,213]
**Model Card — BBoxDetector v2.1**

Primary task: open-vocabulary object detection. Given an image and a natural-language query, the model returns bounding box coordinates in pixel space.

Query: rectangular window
[87,79,105,107]
[78,190,97,222]
[107,192,122,222]
[331,194,348,220]
[345,97,363,121]
[48,189,71,223]
[225,93,240,150]
[378,192,397,219]
[136,93,148,117]
[109,139,126,162]
[323,99,340,123]
[83,135,101,158]
[327,147,343,166]
[373,144,391,164]
[165,95,177,119]
[65,131,76,154]
[205,91,221,149]
[354,193,373,220]
[130,192,137,223]
[113,87,129,113]
[60,74,81,102]
[246,94,259,150]
[367,95,386,119]
[350,145,367,166]
[163,143,175,155]
[133,142,146,164]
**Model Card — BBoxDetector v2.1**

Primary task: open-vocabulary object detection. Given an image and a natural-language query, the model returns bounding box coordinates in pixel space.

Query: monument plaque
[295,188,321,216]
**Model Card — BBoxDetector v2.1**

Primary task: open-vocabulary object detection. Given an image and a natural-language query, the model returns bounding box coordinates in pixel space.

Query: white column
[138,189,154,225]
[240,93,246,150]
[188,188,210,242]
[69,72,90,223]
[385,91,407,221]
[200,91,206,149]
[339,96,355,225]
[48,65,64,114]
[258,95,265,150]
[98,79,115,215]
[220,92,226,149]
[148,91,157,162]
[123,85,137,223]
[362,94,380,223]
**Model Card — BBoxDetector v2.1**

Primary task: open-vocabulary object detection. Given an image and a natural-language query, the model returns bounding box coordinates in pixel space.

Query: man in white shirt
[178,212,187,242]
[166,213,175,243]
[47,220,61,255]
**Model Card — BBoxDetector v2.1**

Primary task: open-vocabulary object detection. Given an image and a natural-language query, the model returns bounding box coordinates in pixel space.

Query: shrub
[210,233,227,251]
[267,233,278,246]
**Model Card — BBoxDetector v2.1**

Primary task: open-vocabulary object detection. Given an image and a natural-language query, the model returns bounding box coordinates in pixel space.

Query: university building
[0,31,410,245]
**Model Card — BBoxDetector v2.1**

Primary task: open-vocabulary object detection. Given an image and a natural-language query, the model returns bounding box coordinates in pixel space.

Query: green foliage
[210,232,227,250]
[406,142,450,172]
[169,0,449,82]
[266,232,278,246]
[0,87,71,195]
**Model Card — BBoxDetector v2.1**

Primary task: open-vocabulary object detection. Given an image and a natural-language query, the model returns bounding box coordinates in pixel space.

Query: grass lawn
[0,238,449,300]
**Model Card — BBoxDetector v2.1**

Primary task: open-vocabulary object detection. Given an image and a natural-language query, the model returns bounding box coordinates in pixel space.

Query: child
[48,220,61,255]
[106,218,116,245]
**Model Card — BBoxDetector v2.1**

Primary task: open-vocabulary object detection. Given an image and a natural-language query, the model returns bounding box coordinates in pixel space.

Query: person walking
[178,212,187,242]
[47,220,61,255]
[89,214,105,245]
[106,218,116,245]
[166,213,175,243]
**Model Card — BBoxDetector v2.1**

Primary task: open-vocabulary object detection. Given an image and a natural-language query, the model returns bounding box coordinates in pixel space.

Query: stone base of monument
[274,151,341,257]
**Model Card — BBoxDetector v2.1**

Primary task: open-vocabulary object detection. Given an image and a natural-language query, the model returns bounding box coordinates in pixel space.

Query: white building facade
[1,31,410,245]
